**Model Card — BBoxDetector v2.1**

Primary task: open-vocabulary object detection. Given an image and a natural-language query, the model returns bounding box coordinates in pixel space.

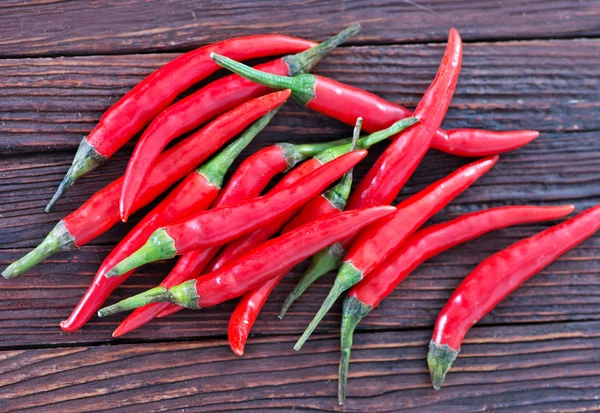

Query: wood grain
[0,321,598,412]
[2,39,598,153]
[1,0,599,57]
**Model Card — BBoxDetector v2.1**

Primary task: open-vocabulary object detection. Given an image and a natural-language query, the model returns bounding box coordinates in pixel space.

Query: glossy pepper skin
[225,118,364,356]
[119,25,361,221]
[428,204,600,391]
[2,91,291,280]
[46,34,316,212]
[98,206,397,317]
[294,29,467,350]
[337,204,575,404]
[106,150,368,277]
[295,156,498,350]
[117,139,351,334]
[58,108,281,332]
[206,116,417,275]
[276,29,465,317]
[210,39,539,158]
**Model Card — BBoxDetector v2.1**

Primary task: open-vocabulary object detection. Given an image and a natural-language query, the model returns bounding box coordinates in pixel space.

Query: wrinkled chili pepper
[119,25,361,221]
[113,138,351,337]
[46,34,317,212]
[210,39,538,158]
[59,108,280,332]
[3,91,290,280]
[295,156,498,351]
[282,28,464,329]
[226,117,363,356]
[338,205,575,404]
[428,204,600,390]
[106,150,368,277]
[97,206,397,317]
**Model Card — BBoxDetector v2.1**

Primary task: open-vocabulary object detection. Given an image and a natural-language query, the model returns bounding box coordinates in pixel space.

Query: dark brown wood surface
[1,1,599,411]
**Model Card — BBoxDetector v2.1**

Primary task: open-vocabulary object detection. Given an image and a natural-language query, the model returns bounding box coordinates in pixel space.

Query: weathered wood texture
[1,1,600,410]
[1,0,599,57]
[0,38,599,350]
[1,321,599,412]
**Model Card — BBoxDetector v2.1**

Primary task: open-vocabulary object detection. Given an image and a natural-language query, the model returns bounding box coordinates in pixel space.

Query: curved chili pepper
[106,150,367,277]
[428,204,600,390]
[97,206,397,317]
[281,29,463,324]
[337,205,575,404]
[113,138,350,337]
[152,158,327,321]
[119,25,361,221]
[205,116,417,274]
[295,156,498,351]
[59,109,280,333]
[210,40,538,158]
[45,35,316,212]
[226,118,363,356]
[3,91,290,280]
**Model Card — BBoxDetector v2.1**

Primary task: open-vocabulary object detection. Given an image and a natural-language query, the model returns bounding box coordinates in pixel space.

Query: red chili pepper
[45,34,317,212]
[59,109,280,333]
[106,150,368,277]
[206,116,417,274]
[113,138,350,337]
[337,205,575,404]
[210,35,539,159]
[2,91,290,280]
[281,29,463,327]
[97,206,397,318]
[428,204,600,390]
[295,156,498,351]
[225,118,364,356]
[119,25,361,221]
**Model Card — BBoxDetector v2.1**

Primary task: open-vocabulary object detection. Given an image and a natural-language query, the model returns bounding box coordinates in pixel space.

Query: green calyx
[278,242,346,319]
[338,296,371,405]
[197,107,281,188]
[283,24,360,76]
[211,53,317,106]
[294,261,363,351]
[2,221,77,279]
[314,116,419,164]
[98,280,200,318]
[105,228,177,277]
[46,138,105,212]
[427,341,459,390]
[278,138,351,170]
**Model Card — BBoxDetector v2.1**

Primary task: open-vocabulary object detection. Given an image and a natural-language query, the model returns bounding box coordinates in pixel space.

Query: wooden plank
[1,0,599,57]
[0,321,598,412]
[2,39,598,153]
[0,211,598,347]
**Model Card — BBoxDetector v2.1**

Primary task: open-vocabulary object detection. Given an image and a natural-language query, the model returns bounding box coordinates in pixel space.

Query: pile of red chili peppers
[4,24,598,405]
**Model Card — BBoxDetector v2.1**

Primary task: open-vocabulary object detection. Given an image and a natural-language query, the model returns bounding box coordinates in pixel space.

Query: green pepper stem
[338,296,371,405]
[98,279,200,317]
[198,107,282,187]
[294,262,363,351]
[283,24,360,76]
[314,117,419,164]
[2,221,76,279]
[46,138,105,212]
[211,53,317,106]
[427,341,459,390]
[105,228,177,277]
[278,243,346,319]
[322,118,362,210]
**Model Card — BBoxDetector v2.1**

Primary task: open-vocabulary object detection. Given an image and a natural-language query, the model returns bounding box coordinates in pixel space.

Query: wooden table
[1,1,599,411]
